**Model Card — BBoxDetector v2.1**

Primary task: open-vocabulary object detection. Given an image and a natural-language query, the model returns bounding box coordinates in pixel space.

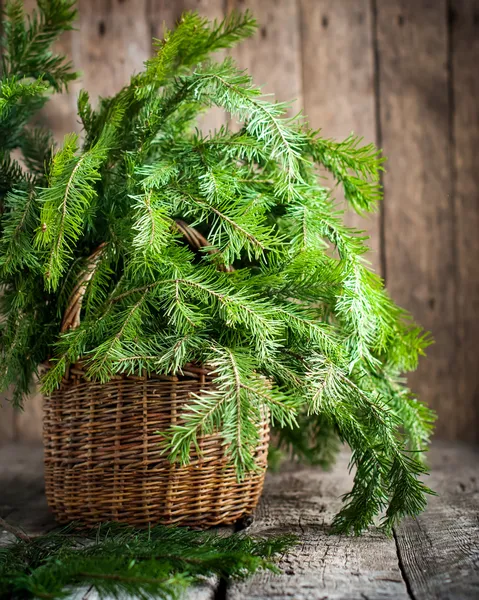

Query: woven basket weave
[44,365,269,527]
[43,222,270,528]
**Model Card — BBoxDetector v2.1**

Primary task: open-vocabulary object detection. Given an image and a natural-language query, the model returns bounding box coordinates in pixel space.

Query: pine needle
[0,522,296,600]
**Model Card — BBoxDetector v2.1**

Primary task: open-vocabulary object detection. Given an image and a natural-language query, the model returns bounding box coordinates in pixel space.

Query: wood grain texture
[14,384,43,443]
[147,0,226,132]
[300,0,381,273]
[227,0,303,112]
[376,0,457,439]
[229,450,409,599]
[74,0,150,105]
[230,443,479,599]
[0,444,54,536]
[395,442,479,599]
[0,394,15,446]
[451,0,479,442]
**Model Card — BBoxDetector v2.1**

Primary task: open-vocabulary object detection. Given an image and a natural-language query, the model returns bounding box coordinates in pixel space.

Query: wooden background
[1,0,478,443]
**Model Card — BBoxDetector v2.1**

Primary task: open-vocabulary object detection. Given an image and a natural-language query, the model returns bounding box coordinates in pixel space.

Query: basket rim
[42,360,213,387]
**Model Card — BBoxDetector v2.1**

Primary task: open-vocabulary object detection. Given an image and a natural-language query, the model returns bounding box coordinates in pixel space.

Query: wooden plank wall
[1,0,478,443]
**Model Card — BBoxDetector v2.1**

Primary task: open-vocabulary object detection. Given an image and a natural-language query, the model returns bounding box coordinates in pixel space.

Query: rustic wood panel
[14,385,43,443]
[230,450,409,599]
[0,394,15,446]
[74,0,150,105]
[147,0,225,40]
[395,443,479,599]
[452,0,479,441]
[1,0,479,442]
[227,0,303,112]
[227,443,479,599]
[300,0,381,273]
[376,0,458,440]
[0,444,54,537]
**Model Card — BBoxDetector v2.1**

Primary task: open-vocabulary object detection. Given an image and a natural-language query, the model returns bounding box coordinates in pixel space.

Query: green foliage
[0,0,78,404]
[0,522,295,599]
[0,3,436,534]
[1,0,77,89]
[35,131,112,290]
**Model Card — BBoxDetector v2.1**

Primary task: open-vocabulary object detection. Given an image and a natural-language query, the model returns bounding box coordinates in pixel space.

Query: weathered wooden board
[376,0,457,439]
[300,0,381,273]
[229,450,409,599]
[14,384,44,444]
[395,443,479,599]
[74,0,150,105]
[0,444,54,536]
[228,0,303,112]
[229,443,479,599]
[148,0,225,39]
[0,393,15,446]
[451,0,479,442]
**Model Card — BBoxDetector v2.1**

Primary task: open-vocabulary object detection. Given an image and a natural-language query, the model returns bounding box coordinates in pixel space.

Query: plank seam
[213,577,228,600]
[215,518,250,599]
[393,528,416,600]
[297,0,307,122]
[370,0,387,283]
[446,0,460,365]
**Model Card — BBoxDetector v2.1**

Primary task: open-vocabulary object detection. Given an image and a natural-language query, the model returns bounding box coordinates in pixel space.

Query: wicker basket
[43,223,270,528]
[43,365,269,527]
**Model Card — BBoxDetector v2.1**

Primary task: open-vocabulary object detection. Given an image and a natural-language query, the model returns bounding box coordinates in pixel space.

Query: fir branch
[306,132,384,214]
[140,10,257,90]
[1,0,78,90]
[0,77,49,150]
[182,58,305,189]
[35,132,110,290]
[0,187,40,274]
[0,521,296,600]
[0,517,32,543]
[20,126,55,176]
[168,344,297,477]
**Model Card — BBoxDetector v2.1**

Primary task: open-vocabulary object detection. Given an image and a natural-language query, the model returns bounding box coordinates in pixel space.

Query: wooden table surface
[1,442,478,600]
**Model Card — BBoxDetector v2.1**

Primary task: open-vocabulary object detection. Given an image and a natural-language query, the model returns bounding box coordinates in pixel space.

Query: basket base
[44,460,267,529]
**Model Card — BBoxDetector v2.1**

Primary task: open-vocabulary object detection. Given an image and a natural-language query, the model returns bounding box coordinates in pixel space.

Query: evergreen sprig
[0,0,78,405]
[0,522,295,599]
[0,2,436,534]
[1,0,77,89]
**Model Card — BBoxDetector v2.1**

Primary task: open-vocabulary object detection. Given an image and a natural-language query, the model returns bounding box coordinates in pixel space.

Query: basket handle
[60,220,232,333]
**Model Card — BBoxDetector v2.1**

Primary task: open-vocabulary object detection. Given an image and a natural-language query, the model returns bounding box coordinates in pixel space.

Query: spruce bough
[0,1,435,535]
[0,521,296,599]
